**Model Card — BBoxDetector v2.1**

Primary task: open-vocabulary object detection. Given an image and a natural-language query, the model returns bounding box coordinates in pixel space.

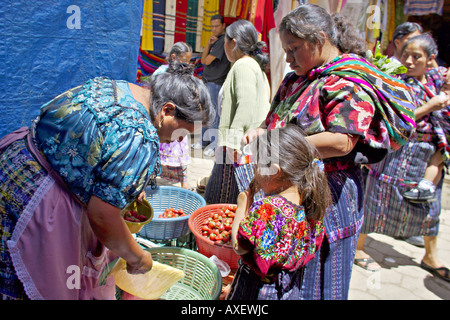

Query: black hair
[225,19,269,71]
[250,124,331,221]
[279,4,367,56]
[401,33,438,59]
[147,61,214,126]
[167,42,192,64]
[211,14,224,24]
[392,22,423,49]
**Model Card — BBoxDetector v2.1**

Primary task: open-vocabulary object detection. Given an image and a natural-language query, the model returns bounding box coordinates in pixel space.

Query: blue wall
[0,1,143,138]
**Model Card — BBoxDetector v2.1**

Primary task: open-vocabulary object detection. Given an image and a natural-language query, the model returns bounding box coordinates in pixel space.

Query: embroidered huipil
[238,195,325,278]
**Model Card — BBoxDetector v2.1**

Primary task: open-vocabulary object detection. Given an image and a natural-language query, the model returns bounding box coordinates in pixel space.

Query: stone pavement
[155,146,450,300]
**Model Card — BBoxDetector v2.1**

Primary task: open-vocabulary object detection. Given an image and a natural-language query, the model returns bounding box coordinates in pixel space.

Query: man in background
[193,14,230,157]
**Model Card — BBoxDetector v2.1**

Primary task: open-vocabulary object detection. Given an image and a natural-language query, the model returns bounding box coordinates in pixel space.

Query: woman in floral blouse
[0,64,213,300]
[227,125,331,300]
[242,4,416,299]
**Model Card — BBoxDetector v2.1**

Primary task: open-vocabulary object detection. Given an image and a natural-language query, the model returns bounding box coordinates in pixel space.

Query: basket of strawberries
[188,204,240,270]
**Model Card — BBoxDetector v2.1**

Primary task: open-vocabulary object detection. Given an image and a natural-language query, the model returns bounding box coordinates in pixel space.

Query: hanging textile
[174,0,187,43]
[196,0,205,52]
[404,0,444,15]
[236,0,251,20]
[186,0,199,49]
[269,0,294,100]
[152,0,166,54]
[141,0,154,51]
[200,0,220,48]
[223,0,238,18]
[164,0,176,53]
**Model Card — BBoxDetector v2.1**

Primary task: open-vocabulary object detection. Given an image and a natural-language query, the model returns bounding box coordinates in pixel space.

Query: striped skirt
[203,149,240,204]
[299,166,364,300]
[362,140,442,237]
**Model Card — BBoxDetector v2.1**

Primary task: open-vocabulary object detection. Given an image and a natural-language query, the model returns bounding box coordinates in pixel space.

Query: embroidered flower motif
[270,196,286,208]
[257,203,275,222]
[260,229,276,250]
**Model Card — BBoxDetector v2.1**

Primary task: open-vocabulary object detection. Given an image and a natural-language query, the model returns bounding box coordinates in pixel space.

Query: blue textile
[0,1,143,138]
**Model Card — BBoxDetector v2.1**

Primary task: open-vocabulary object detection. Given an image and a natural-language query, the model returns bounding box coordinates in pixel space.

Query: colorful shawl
[267,54,416,165]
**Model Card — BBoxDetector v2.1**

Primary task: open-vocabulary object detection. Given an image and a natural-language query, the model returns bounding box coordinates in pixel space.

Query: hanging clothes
[164,0,176,53]
[404,0,444,15]
[174,0,187,43]
[200,0,220,49]
[196,0,205,52]
[186,0,199,50]
[141,0,154,51]
[152,0,166,54]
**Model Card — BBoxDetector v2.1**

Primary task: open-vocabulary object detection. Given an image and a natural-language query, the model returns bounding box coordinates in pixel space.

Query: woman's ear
[427,54,436,68]
[161,102,176,117]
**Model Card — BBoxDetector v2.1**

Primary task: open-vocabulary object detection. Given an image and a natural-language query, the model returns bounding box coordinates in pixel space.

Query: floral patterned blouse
[33,77,160,209]
[237,195,325,278]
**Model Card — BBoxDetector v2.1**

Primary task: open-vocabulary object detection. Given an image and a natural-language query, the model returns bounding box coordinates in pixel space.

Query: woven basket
[147,247,222,300]
[138,186,206,240]
[99,247,222,300]
[188,204,240,270]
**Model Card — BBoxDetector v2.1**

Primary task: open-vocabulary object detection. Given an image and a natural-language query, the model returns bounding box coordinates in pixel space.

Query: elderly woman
[243,4,416,299]
[0,63,213,300]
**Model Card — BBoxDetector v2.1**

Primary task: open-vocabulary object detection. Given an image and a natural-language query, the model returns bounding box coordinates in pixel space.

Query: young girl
[226,125,331,300]
[400,34,450,202]
[153,42,194,189]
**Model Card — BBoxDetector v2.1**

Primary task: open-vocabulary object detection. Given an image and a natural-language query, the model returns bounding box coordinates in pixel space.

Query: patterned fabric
[0,138,46,300]
[159,137,190,167]
[267,54,416,170]
[34,77,160,209]
[141,0,154,51]
[362,139,442,238]
[238,195,325,278]
[226,260,306,300]
[204,148,240,204]
[401,67,450,164]
[164,0,176,53]
[152,0,166,54]
[186,0,199,50]
[404,0,444,15]
[300,167,364,300]
[160,165,188,183]
[174,0,187,43]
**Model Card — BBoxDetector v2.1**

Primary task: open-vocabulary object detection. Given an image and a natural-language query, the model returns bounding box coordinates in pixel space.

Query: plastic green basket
[148,247,222,300]
[101,247,222,300]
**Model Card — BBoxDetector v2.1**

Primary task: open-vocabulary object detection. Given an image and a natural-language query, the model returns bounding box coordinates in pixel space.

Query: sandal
[420,261,450,282]
[354,257,381,272]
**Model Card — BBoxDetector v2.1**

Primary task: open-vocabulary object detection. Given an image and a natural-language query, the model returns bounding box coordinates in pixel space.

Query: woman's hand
[241,127,266,147]
[126,250,153,274]
[87,196,153,274]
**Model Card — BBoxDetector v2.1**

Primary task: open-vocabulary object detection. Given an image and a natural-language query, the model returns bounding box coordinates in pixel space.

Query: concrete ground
[155,146,450,300]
